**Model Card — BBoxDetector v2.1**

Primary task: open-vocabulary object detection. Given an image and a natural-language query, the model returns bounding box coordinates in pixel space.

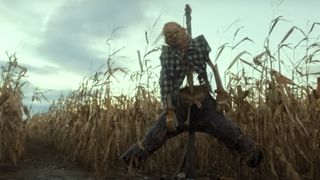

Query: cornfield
[0,54,26,166]
[2,17,320,179]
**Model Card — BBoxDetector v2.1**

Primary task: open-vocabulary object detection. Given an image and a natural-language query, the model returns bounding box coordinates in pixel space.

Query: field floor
[0,140,223,180]
[0,140,171,180]
[0,140,97,180]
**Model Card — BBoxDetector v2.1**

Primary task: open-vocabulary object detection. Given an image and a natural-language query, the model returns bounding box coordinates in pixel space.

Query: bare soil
[0,141,174,180]
[0,141,96,180]
[0,140,221,180]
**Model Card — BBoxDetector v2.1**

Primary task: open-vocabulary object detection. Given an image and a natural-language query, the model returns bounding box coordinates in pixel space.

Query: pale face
[163,22,189,50]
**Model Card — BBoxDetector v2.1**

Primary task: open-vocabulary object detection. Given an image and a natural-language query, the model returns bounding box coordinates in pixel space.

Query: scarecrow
[120,5,263,178]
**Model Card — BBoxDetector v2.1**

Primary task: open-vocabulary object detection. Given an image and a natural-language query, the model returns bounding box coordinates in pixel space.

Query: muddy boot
[120,144,149,168]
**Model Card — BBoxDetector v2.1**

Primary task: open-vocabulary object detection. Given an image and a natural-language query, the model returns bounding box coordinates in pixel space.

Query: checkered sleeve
[159,46,172,104]
[198,35,211,59]
[197,35,211,84]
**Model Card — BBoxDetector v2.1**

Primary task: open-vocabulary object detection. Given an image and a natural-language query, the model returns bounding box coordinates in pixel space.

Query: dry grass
[25,74,320,179]
[25,18,320,179]
[0,54,26,166]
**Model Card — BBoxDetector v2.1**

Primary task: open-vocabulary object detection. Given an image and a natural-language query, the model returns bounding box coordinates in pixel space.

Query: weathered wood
[179,4,196,179]
[207,59,230,112]
[208,60,224,92]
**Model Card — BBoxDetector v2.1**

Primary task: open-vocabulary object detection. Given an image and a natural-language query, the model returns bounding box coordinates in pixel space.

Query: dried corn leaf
[274,146,301,180]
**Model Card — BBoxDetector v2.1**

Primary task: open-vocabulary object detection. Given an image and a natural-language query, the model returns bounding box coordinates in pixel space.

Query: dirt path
[0,141,96,180]
[0,141,220,180]
[0,141,163,180]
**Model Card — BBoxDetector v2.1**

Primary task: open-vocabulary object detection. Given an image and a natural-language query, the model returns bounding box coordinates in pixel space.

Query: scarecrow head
[162,22,189,50]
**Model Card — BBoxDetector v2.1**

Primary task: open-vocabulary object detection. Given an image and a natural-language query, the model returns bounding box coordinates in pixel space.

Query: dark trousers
[121,95,255,164]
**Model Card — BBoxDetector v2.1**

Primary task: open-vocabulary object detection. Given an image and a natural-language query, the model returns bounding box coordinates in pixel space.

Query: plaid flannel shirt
[159,35,211,104]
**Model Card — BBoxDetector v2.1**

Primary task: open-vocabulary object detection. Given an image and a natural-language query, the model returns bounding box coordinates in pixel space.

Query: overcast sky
[1,0,319,113]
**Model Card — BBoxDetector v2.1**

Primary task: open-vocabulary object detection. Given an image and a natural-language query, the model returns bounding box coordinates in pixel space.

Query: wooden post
[179,4,196,179]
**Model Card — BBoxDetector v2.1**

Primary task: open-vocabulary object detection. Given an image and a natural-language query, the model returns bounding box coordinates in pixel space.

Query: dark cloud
[0,59,60,80]
[49,0,146,36]
[23,63,60,75]
[0,1,50,34]
[37,38,105,74]
[36,0,147,74]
